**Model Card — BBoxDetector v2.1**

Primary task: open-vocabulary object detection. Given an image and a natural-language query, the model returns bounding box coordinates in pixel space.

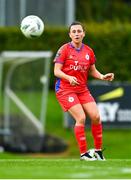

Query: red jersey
[54,42,96,93]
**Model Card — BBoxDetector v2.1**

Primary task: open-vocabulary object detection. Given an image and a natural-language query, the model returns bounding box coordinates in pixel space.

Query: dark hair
[69,21,85,32]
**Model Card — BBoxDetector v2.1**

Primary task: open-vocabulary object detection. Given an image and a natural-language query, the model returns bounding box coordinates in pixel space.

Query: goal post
[0,51,52,141]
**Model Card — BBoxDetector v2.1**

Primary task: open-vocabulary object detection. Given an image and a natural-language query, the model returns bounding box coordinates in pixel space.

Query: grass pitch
[0,91,131,178]
[0,158,131,179]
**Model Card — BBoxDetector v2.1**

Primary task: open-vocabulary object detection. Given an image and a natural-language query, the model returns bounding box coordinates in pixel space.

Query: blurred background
[0,0,131,159]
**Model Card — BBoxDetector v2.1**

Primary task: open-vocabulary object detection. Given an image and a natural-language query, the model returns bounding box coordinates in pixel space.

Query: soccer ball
[20,15,44,38]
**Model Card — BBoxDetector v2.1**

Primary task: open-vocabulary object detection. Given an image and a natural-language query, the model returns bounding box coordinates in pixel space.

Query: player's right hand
[68,76,79,86]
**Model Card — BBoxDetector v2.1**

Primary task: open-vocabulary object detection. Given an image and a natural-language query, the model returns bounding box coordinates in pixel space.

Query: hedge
[0,22,131,90]
[76,0,131,22]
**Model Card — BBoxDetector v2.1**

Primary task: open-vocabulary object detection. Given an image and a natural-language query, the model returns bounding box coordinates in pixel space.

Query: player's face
[69,25,85,45]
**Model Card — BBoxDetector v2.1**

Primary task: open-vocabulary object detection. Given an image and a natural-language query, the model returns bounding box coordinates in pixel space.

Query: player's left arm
[89,64,114,81]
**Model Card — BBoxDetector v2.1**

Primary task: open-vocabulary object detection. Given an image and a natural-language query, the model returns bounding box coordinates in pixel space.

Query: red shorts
[56,89,95,112]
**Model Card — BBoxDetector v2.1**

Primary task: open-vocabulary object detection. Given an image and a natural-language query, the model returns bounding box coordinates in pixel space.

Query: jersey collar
[69,42,84,52]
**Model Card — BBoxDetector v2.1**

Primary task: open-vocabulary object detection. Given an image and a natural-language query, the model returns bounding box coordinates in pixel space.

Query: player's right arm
[54,63,79,86]
[54,44,79,86]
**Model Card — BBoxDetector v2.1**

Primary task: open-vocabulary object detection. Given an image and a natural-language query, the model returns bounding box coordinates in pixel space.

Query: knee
[76,114,86,125]
[91,113,101,124]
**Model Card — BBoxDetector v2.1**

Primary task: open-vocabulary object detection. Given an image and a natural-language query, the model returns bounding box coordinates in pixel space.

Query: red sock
[74,125,87,154]
[91,123,103,150]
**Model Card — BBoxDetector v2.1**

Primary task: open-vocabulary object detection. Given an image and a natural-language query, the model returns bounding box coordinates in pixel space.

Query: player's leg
[82,102,102,148]
[56,91,96,160]
[78,90,105,160]
[82,102,105,160]
[68,104,96,161]
[56,92,87,153]
[68,104,87,154]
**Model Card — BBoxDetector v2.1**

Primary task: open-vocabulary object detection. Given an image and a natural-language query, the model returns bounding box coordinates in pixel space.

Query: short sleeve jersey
[54,42,96,93]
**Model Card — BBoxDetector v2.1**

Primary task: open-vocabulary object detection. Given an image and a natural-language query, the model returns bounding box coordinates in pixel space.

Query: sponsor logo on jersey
[70,61,88,71]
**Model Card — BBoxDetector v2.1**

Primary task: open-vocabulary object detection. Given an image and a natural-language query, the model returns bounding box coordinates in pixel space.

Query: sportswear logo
[85,54,90,60]
[98,87,124,101]
[69,55,73,59]
[68,96,74,102]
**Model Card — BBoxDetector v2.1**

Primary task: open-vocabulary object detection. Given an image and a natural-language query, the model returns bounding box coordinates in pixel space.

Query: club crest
[85,54,90,60]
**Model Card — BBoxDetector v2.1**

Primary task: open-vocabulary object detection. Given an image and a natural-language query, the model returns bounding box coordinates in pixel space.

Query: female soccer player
[54,21,114,161]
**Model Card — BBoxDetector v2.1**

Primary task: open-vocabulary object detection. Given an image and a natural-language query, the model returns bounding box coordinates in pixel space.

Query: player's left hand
[102,73,114,81]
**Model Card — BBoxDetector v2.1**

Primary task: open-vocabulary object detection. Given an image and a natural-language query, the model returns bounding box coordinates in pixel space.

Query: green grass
[0,158,131,178]
[0,91,131,178]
